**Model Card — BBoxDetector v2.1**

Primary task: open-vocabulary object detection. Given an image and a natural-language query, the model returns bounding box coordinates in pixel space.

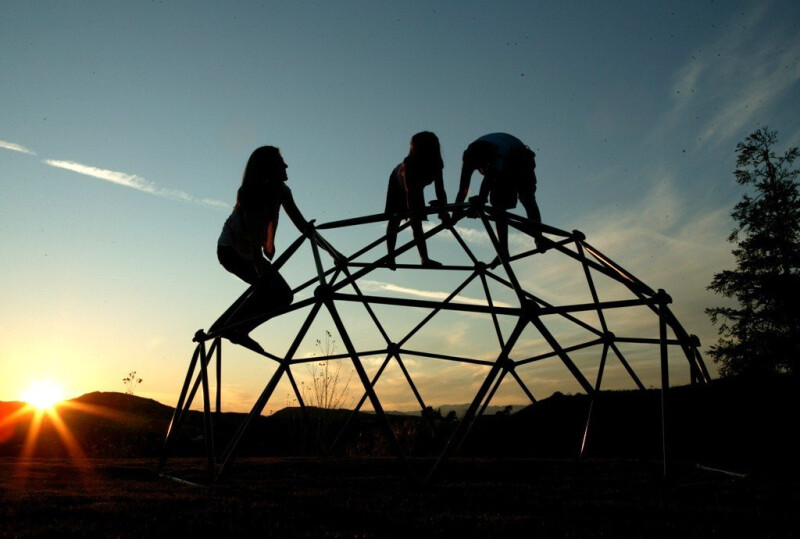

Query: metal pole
[580,342,610,459]
[477,268,506,348]
[217,301,323,478]
[198,340,215,480]
[215,337,221,414]
[527,303,595,396]
[428,316,528,482]
[507,368,537,405]
[658,290,671,479]
[158,342,202,471]
[324,292,410,473]
[477,366,509,417]
[397,271,481,347]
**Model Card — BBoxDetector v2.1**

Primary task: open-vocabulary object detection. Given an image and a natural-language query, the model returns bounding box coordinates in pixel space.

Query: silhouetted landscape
[1,376,798,537]
[2,376,797,467]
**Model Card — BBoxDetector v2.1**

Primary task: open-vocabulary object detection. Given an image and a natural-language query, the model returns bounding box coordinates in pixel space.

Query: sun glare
[22,379,65,411]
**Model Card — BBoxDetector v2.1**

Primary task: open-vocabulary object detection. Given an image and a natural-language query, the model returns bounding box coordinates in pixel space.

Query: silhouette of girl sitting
[217,146,338,347]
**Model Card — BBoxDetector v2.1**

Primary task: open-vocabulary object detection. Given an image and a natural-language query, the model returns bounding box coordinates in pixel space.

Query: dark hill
[0,391,174,458]
[1,376,796,473]
[73,391,173,416]
[464,375,798,473]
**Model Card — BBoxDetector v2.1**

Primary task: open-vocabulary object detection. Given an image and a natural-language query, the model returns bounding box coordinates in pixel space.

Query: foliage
[383,406,459,456]
[303,331,353,410]
[495,404,514,416]
[300,331,354,451]
[122,371,143,395]
[706,127,800,377]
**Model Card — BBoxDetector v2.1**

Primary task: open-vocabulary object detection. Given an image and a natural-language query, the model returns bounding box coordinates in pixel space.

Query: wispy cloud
[45,159,156,191]
[697,47,800,146]
[44,159,229,210]
[200,198,233,210]
[0,140,36,155]
[424,221,535,250]
[2,136,230,210]
[358,279,511,308]
[663,3,800,149]
[513,174,732,367]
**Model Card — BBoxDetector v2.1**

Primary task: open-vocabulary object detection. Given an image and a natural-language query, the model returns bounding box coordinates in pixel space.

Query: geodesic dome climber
[159,199,710,482]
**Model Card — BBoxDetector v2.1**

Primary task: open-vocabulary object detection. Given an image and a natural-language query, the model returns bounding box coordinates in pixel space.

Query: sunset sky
[2,1,799,413]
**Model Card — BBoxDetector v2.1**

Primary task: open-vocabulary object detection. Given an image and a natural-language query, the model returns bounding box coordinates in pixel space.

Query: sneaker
[224,329,265,354]
[421,258,443,269]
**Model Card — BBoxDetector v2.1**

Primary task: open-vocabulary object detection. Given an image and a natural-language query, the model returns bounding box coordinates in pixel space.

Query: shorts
[486,146,537,210]
[384,169,426,220]
[218,245,259,285]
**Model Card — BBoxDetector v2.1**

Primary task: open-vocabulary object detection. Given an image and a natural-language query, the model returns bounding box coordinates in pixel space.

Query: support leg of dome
[427,316,529,483]
[324,296,412,477]
[217,301,324,480]
[158,342,202,474]
[659,300,672,479]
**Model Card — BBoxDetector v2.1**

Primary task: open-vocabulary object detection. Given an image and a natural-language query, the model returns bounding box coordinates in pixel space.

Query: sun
[22,379,65,411]
[12,378,92,478]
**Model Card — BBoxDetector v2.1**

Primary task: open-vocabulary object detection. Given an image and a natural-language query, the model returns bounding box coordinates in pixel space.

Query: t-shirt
[218,182,291,260]
[384,158,440,218]
[474,133,526,176]
[218,207,253,259]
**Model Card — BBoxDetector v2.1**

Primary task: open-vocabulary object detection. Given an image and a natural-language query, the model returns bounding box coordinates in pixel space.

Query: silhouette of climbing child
[385,131,449,269]
[456,133,545,260]
[217,146,338,348]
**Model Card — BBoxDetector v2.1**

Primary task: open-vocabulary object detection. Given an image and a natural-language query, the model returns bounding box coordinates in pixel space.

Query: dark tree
[706,127,800,377]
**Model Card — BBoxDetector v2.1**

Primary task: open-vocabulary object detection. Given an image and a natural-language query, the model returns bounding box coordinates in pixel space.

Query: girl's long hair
[406,131,443,173]
[235,146,283,210]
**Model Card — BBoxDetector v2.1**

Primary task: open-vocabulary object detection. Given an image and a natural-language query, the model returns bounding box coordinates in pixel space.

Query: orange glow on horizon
[12,400,92,485]
[18,404,86,462]
[3,396,133,461]
[21,379,65,412]
[3,384,119,484]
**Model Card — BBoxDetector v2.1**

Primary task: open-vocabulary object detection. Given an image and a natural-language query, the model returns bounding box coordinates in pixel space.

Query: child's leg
[385,217,399,270]
[411,217,442,268]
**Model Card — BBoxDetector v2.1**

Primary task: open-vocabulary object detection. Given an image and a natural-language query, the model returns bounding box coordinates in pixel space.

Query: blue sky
[1,1,799,412]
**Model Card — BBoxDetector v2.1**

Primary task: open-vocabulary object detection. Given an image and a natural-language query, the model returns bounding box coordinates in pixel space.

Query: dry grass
[1,457,798,538]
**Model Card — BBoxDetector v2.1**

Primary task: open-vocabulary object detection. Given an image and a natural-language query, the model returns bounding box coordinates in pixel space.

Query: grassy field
[2,457,798,538]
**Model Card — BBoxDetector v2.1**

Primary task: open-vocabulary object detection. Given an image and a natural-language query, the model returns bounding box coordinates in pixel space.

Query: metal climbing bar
[160,201,710,484]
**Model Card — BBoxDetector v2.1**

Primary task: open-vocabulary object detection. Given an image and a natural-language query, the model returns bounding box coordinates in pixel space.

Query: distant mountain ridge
[385,403,526,417]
